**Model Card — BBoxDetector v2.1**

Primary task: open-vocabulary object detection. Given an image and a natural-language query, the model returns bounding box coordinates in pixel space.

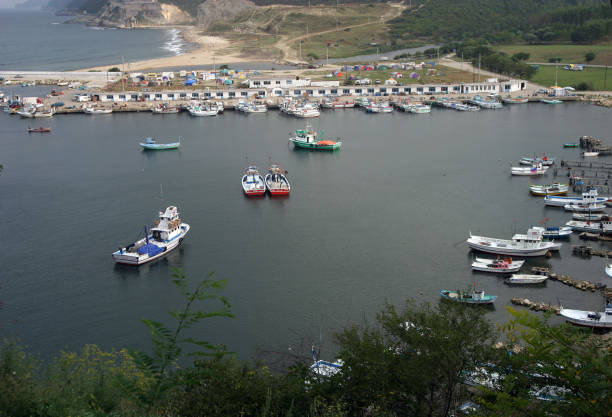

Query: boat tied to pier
[511,163,548,176]
[505,274,548,285]
[242,166,266,196]
[544,189,607,207]
[529,182,568,196]
[471,257,525,273]
[467,227,561,257]
[289,124,341,151]
[111,206,190,266]
[151,104,179,114]
[84,104,112,114]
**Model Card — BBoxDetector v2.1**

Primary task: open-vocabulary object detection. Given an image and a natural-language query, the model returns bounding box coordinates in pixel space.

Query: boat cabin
[151,206,181,242]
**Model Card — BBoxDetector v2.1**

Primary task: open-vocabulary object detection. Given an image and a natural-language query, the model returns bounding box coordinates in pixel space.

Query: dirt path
[274,1,410,64]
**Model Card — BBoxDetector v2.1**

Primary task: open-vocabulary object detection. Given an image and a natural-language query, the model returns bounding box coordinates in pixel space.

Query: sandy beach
[73,27,264,72]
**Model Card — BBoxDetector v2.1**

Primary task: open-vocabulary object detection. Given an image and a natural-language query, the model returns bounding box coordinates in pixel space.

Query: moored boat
[582,151,599,157]
[544,189,607,206]
[264,164,290,196]
[84,105,112,114]
[111,206,190,265]
[505,274,548,285]
[563,143,579,148]
[289,124,341,151]
[531,225,572,238]
[563,203,606,212]
[440,287,497,304]
[572,212,609,221]
[242,166,266,196]
[511,164,548,176]
[471,257,525,273]
[565,220,612,234]
[520,154,555,166]
[540,99,562,104]
[467,227,561,257]
[502,96,529,104]
[27,126,51,133]
[606,264,612,277]
[529,183,568,196]
[560,305,612,329]
[139,137,180,150]
[152,104,179,114]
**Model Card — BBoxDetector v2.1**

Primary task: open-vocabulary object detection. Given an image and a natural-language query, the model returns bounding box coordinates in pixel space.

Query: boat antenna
[160,183,164,201]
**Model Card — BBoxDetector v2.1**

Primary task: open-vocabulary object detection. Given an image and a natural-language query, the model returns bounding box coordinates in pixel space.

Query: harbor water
[0,102,611,360]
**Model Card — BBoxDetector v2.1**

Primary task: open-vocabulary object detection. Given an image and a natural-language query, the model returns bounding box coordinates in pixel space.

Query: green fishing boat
[564,143,579,148]
[289,124,342,151]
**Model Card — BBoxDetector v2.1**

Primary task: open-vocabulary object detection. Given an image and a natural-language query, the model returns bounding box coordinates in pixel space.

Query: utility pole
[478,53,481,82]
[326,45,329,66]
[299,40,302,60]
[336,0,339,32]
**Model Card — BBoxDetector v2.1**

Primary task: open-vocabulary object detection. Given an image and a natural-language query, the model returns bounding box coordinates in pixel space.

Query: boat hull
[290,138,341,150]
[560,308,612,329]
[440,290,497,304]
[467,241,554,257]
[505,274,548,284]
[112,224,189,265]
[140,143,180,150]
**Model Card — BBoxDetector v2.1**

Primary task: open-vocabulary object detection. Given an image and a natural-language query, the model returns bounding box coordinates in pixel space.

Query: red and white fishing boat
[471,257,525,273]
[27,126,51,133]
[242,166,266,196]
[265,163,291,196]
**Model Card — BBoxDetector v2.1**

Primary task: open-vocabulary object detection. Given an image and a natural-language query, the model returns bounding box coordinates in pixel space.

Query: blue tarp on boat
[138,243,164,256]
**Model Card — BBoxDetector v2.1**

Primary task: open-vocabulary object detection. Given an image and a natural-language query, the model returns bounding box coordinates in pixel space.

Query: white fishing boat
[505,274,548,285]
[531,226,573,238]
[563,203,606,212]
[244,101,268,113]
[511,164,548,176]
[406,103,431,114]
[606,264,612,277]
[242,166,266,196]
[264,163,290,196]
[560,304,612,329]
[544,189,607,207]
[565,220,612,234]
[582,151,599,157]
[467,228,561,257]
[529,183,568,196]
[187,104,218,116]
[84,105,112,114]
[471,257,525,273]
[572,212,609,221]
[111,206,190,265]
[520,155,555,166]
[151,104,179,114]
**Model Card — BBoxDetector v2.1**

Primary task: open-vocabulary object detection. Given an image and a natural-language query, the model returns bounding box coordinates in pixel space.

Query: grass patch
[529,65,612,91]
[302,65,478,85]
[496,43,612,66]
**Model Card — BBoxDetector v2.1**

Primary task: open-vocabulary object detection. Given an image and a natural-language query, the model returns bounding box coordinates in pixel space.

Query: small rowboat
[563,143,579,148]
[139,137,180,150]
[505,274,548,285]
[529,183,568,196]
[471,257,524,273]
[27,127,51,133]
[582,151,599,157]
[440,288,496,305]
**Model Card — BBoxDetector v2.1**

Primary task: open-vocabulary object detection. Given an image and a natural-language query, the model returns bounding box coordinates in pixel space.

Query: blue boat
[440,287,497,304]
[140,137,180,150]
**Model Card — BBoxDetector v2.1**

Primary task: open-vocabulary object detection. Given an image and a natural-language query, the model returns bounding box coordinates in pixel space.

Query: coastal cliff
[196,0,255,29]
[68,0,194,27]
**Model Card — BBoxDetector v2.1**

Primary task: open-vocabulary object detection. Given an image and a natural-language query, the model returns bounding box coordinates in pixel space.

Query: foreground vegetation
[1,269,611,416]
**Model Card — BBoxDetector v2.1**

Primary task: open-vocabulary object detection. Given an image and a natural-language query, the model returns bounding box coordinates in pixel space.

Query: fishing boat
[440,287,497,304]
[502,96,529,104]
[469,95,503,109]
[560,304,612,329]
[531,226,573,238]
[467,228,561,257]
[33,109,54,118]
[505,274,548,285]
[244,101,268,113]
[471,257,525,273]
[529,183,568,196]
[242,166,266,196]
[289,124,341,151]
[511,164,548,176]
[406,103,431,114]
[151,104,179,114]
[563,143,579,148]
[582,151,599,157]
[540,99,563,104]
[572,212,609,221]
[606,264,612,277]
[563,203,606,212]
[27,126,51,133]
[111,206,190,266]
[520,155,555,166]
[187,105,218,116]
[84,105,112,114]
[544,189,607,206]
[265,164,290,196]
[139,137,180,150]
[565,220,612,234]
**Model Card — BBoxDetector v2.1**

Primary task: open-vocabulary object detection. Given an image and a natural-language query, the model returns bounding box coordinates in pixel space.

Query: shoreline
[73,26,270,73]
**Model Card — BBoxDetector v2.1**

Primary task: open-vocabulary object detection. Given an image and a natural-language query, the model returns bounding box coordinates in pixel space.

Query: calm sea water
[0,103,611,360]
[0,11,191,71]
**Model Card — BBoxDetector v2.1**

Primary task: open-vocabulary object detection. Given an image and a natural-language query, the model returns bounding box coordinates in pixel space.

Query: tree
[585,52,596,63]
[108,67,121,72]
[512,52,530,62]
[334,300,496,416]
[475,308,612,417]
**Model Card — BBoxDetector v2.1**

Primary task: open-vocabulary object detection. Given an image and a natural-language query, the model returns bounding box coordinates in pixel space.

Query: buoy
[545,251,552,258]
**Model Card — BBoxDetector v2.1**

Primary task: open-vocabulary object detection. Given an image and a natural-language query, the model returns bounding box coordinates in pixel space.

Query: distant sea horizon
[0,10,194,71]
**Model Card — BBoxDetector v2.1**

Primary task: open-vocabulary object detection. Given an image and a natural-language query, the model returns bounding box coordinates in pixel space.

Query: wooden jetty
[572,245,612,258]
